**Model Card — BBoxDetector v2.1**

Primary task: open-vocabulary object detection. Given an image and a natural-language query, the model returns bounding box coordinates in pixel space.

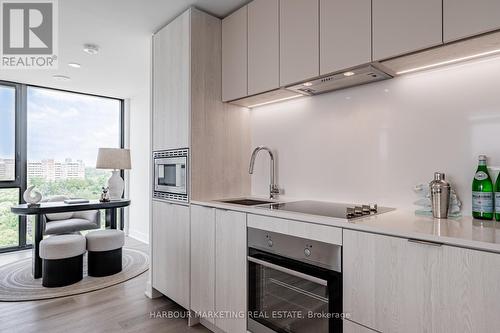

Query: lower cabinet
[190,205,247,333]
[343,229,500,333]
[215,209,247,333]
[190,205,216,324]
[343,319,378,333]
[152,201,190,309]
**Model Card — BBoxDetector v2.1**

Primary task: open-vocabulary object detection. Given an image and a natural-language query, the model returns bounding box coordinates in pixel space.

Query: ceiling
[0,0,247,99]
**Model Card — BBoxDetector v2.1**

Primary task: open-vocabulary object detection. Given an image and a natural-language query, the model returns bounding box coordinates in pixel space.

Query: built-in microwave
[153,149,188,203]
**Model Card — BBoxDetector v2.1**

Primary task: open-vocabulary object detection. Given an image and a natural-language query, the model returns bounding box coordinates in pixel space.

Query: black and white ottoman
[39,234,86,287]
[85,230,125,277]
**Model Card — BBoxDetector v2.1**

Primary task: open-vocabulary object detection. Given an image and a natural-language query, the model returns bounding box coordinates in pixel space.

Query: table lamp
[96,148,131,200]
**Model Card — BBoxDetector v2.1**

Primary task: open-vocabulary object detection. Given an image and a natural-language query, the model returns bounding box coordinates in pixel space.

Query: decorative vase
[23,185,42,206]
[107,170,124,200]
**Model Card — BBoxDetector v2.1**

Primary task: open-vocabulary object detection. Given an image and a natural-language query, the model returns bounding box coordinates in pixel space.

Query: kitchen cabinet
[190,205,216,324]
[152,8,250,200]
[343,319,378,333]
[444,0,500,42]
[248,0,279,95]
[343,229,500,332]
[320,0,371,75]
[222,6,247,101]
[372,0,442,61]
[280,0,319,86]
[152,201,190,309]
[152,10,190,150]
[215,209,247,333]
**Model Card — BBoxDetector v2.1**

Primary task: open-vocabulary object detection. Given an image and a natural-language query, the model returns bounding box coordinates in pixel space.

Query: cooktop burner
[261,200,394,220]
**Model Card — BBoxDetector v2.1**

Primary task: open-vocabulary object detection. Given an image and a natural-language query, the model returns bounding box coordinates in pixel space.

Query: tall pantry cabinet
[149,7,251,309]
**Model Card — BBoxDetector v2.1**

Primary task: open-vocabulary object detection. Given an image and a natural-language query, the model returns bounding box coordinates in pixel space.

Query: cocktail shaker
[429,172,451,219]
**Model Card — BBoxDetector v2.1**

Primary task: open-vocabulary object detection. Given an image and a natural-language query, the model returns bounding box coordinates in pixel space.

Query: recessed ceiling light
[52,75,71,81]
[83,44,99,55]
[303,82,313,87]
[343,71,355,77]
[68,62,81,68]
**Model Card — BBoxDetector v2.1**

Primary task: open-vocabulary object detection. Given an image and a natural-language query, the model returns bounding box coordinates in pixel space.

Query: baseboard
[128,229,149,244]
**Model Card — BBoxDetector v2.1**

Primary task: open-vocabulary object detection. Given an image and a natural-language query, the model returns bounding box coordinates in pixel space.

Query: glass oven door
[248,249,342,333]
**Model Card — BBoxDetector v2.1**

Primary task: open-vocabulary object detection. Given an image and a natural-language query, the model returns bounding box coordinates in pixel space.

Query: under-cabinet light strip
[247,94,304,108]
[396,48,500,75]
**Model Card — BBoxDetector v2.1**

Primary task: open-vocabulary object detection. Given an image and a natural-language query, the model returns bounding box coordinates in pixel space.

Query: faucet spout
[249,146,279,199]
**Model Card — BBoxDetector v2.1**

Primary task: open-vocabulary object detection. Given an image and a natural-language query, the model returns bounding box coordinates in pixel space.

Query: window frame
[0,80,125,253]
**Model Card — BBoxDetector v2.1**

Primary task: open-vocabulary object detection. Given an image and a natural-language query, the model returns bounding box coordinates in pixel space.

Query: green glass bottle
[495,173,500,221]
[472,155,494,220]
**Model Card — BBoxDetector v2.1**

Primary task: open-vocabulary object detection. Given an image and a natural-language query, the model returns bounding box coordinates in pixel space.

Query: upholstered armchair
[43,195,101,235]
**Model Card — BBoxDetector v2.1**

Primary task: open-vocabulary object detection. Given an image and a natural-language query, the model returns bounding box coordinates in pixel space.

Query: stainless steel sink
[217,198,275,206]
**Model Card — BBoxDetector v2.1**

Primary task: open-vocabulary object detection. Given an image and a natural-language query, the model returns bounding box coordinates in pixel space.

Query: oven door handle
[248,256,328,286]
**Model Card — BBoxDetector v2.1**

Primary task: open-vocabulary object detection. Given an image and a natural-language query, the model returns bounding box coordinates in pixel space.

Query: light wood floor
[0,237,210,333]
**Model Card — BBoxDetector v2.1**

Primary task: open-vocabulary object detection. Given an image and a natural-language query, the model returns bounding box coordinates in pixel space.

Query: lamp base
[108,170,124,200]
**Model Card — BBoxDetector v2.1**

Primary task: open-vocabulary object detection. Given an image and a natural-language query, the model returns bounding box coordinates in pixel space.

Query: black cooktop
[260,200,394,220]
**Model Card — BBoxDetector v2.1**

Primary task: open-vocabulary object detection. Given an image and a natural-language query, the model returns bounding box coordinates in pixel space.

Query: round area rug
[0,247,149,301]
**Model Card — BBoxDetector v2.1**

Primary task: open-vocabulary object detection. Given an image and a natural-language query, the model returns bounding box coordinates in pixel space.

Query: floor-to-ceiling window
[0,83,20,249]
[0,82,123,252]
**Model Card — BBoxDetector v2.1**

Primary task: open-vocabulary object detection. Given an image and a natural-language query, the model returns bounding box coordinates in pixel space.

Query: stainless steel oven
[248,228,342,333]
[153,149,188,203]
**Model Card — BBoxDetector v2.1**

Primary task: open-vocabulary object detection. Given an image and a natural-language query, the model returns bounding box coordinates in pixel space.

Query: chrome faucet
[249,146,280,199]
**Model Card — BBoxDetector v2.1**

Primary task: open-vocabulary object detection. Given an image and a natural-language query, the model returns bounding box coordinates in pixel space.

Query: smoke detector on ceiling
[83,44,99,55]
[53,75,71,81]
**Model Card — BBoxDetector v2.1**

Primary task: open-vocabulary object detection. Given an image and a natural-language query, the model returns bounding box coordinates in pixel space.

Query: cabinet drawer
[247,214,342,245]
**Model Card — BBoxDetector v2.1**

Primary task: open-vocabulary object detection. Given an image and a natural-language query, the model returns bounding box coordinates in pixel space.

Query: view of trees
[0,168,111,248]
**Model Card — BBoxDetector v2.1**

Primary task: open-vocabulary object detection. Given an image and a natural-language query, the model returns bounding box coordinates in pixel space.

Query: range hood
[286,64,392,96]
[228,64,393,108]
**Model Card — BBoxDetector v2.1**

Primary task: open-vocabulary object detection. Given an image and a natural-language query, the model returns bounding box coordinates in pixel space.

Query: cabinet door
[444,0,500,42]
[343,230,500,332]
[190,205,216,324]
[343,319,378,333]
[215,209,247,333]
[320,0,371,75]
[248,0,279,95]
[152,201,190,309]
[280,0,319,86]
[222,6,247,101]
[343,230,443,332]
[152,10,190,150]
[372,0,442,61]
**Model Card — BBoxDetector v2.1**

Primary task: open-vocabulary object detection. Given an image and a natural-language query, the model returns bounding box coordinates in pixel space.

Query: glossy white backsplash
[250,56,500,214]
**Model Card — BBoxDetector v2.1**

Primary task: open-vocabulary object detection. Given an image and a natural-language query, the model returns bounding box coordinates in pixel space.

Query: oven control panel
[248,227,341,272]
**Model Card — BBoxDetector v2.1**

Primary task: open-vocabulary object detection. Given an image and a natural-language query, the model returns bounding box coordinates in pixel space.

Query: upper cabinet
[372,0,442,61]
[320,0,372,75]
[248,0,279,95]
[444,0,500,43]
[222,6,248,102]
[280,0,319,86]
[152,10,190,150]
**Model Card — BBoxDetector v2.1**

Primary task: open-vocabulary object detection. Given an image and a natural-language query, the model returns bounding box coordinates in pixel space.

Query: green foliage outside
[0,168,111,248]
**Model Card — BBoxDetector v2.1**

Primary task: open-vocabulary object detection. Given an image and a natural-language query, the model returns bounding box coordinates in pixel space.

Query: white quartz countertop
[191,199,500,254]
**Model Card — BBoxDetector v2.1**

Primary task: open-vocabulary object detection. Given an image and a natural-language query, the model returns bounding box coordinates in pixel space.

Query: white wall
[127,38,152,244]
[251,56,500,214]
[128,90,151,243]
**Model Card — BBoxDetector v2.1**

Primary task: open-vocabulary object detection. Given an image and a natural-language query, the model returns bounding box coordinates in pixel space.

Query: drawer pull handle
[408,239,443,247]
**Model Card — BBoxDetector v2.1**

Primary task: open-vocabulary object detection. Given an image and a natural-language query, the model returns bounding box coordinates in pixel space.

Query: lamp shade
[96,148,131,170]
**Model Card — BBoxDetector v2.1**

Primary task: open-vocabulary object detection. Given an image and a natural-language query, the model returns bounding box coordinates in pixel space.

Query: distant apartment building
[0,158,85,181]
[0,158,15,180]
